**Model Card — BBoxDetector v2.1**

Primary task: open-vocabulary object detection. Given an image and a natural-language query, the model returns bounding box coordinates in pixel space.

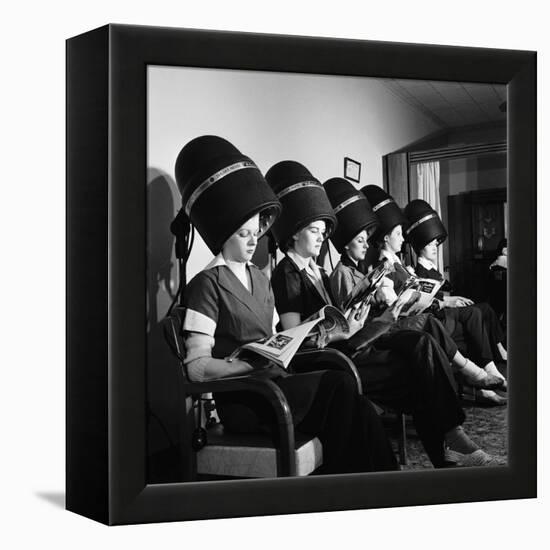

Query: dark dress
[183,261,398,474]
[414,262,505,365]
[488,265,507,327]
[271,255,466,467]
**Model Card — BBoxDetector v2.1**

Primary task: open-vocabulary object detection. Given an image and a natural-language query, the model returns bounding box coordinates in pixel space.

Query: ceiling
[382,79,507,129]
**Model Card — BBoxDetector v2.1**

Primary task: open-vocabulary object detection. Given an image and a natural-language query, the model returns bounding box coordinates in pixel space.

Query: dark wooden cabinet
[448,188,506,301]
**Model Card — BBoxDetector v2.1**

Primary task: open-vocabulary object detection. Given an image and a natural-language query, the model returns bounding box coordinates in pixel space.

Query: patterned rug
[387,400,508,470]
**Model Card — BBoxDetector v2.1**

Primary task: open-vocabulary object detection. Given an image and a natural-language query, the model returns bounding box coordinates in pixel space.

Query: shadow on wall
[147,168,177,325]
[146,168,183,483]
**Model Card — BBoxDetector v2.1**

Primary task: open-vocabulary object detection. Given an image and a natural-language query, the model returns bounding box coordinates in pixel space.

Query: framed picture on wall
[344,157,361,182]
[66,24,536,525]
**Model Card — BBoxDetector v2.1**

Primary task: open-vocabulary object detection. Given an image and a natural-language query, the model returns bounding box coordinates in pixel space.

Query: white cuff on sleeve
[183,308,217,336]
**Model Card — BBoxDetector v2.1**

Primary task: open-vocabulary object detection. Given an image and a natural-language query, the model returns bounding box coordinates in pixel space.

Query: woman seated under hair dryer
[361,187,506,404]
[174,136,398,475]
[267,165,499,468]
[403,200,507,380]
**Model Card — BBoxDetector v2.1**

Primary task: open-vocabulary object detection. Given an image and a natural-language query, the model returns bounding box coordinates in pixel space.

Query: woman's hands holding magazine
[372,298,406,324]
[322,302,372,345]
[344,301,371,337]
[444,295,474,308]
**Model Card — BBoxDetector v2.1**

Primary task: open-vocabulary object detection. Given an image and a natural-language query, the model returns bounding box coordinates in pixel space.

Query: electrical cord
[167,208,195,315]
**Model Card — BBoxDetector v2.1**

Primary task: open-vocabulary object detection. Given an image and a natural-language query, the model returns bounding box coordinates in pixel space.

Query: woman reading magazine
[175,136,397,474]
[403,199,508,381]
[361,186,506,405]
[267,165,499,468]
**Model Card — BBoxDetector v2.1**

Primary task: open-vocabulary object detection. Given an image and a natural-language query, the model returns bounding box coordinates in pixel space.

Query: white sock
[458,359,488,383]
[484,362,506,381]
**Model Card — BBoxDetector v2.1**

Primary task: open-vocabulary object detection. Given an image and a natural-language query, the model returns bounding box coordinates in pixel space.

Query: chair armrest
[164,311,298,475]
[182,375,293,428]
[291,348,363,394]
[182,374,296,476]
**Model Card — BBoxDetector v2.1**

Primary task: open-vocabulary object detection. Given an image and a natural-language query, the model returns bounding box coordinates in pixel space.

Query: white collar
[203,253,253,272]
[344,251,359,267]
[379,248,402,265]
[417,256,438,271]
[287,249,320,274]
[490,255,508,269]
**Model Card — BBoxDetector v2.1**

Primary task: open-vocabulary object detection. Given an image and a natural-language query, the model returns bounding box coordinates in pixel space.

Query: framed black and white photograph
[66,23,536,527]
[344,157,361,182]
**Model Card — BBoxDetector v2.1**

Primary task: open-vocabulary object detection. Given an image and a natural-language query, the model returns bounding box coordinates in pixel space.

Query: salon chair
[163,306,364,480]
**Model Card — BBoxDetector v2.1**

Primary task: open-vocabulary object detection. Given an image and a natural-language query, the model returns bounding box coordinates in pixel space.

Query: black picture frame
[344,157,361,183]
[66,24,536,526]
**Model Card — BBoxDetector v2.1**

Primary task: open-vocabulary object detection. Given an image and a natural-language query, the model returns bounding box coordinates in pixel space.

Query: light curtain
[416,161,444,272]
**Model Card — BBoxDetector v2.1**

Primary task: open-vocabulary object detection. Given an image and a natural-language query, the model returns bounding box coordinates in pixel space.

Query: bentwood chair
[163,306,362,480]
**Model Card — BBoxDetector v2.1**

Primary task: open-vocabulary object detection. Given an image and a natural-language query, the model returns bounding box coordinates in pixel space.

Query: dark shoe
[458,371,505,390]
[479,373,506,390]
[475,389,507,406]
[484,363,508,392]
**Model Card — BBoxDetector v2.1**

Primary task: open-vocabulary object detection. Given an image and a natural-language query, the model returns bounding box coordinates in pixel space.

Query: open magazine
[341,257,394,311]
[226,306,349,369]
[391,276,444,317]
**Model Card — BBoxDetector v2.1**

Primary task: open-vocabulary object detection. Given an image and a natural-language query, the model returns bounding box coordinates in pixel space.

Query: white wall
[442,155,507,196]
[147,65,441,306]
